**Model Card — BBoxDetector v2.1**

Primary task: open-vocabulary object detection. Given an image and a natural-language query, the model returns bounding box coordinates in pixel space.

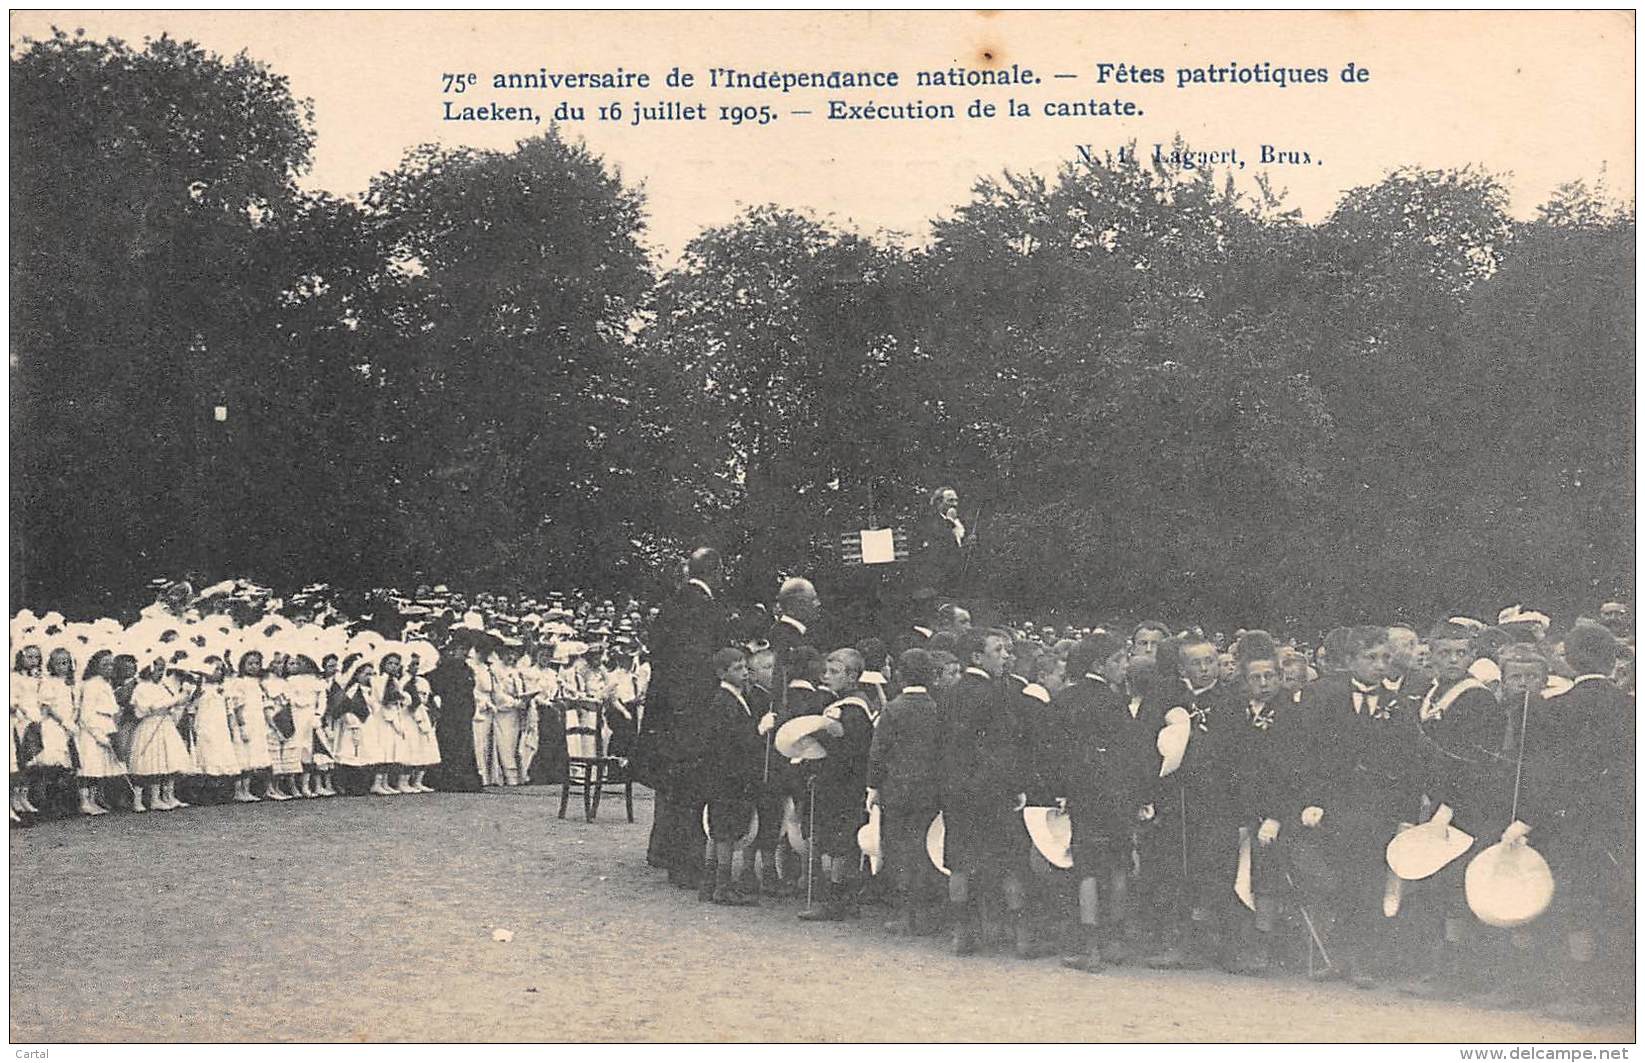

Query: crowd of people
[8,578,652,818]
[637,547,1635,1026]
[10,556,1636,1027]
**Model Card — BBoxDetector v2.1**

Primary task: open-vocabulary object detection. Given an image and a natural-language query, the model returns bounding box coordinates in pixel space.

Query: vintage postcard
[7,8,1635,1049]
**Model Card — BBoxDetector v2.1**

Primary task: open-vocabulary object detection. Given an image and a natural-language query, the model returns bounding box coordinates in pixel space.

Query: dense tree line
[11,32,1634,626]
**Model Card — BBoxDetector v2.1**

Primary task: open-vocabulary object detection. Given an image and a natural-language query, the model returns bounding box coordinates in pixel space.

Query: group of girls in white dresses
[10,616,445,822]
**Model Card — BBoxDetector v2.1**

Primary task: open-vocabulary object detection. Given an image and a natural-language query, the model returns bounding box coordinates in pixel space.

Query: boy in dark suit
[867,648,945,934]
[681,646,762,906]
[1519,622,1634,1021]
[939,628,1032,956]
[1294,625,1422,987]
[798,648,876,921]
[1055,632,1137,971]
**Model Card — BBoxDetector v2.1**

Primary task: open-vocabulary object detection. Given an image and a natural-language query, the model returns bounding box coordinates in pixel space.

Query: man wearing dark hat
[639,547,732,888]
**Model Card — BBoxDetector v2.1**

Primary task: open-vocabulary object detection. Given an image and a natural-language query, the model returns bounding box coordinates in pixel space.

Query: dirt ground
[9,787,1634,1043]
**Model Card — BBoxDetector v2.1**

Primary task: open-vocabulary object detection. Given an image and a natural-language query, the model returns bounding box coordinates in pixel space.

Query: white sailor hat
[1466,838,1554,928]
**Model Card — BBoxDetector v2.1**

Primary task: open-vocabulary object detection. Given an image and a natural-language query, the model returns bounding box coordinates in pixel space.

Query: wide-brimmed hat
[1023,806,1072,869]
[1466,839,1555,928]
[857,806,883,874]
[1156,706,1193,777]
[775,715,835,760]
[926,811,950,877]
[1387,804,1475,880]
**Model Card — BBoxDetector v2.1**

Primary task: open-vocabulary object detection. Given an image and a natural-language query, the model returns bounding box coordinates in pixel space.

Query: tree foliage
[10,36,1635,627]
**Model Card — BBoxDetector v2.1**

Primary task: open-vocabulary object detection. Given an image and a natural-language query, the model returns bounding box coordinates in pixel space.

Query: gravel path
[9,788,1633,1043]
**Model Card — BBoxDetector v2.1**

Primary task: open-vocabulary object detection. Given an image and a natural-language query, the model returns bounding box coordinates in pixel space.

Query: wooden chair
[557,699,633,823]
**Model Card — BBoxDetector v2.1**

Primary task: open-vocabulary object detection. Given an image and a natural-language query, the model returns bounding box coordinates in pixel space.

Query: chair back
[564,700,603,760]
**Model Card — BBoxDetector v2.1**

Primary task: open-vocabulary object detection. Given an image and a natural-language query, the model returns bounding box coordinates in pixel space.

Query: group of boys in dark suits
[634,550,1633,1023]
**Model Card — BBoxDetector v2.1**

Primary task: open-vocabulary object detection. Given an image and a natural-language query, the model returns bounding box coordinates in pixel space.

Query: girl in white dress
[36,649,80,802]
[284,656,329,798]
[312,654,342,797]
[261,654,303,799]
[366,652,412,795]
[188,655,244,797]
[226,651,276,802]
[75,650,126,813]
[330,657,376,787]
[39,646,103,817]
[403,648,442,792]
[11,645,44,816]
[129,656,196,812]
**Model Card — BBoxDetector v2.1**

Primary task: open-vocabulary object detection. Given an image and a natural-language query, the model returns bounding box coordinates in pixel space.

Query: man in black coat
[766,576,823,716]
[911,486,969,599]
[638,548,732,887]
[939,627,1032,955]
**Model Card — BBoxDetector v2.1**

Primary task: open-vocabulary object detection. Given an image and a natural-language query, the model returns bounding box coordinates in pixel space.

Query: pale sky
[11,10,1635,262]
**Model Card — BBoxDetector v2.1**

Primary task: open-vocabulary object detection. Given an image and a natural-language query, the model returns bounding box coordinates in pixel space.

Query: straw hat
[1023,805,1073,869]
[1386,804,1475,880]
[775,715,836,760]
[1466,839,1555,928]
[1157,706,1193,777]
[926,812,950,877]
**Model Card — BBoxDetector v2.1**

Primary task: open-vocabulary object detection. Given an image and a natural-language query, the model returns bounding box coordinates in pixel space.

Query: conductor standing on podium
[913,486,971,600]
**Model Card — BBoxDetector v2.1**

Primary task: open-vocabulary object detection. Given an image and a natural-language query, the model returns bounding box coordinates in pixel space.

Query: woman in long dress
[226,651,276,802]
[128,655,196,812]
[11,645,44,816]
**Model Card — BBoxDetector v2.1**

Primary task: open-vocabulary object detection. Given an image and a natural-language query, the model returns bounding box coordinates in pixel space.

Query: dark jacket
[868,686,944,808]
[1414,677,1510,829]
[676,682,763,801]
[1517,675,1634,846]
[634,580,729,786]
[1295,675,1425,823]
[939,669,1026,806]
[1222,695,1308,827]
